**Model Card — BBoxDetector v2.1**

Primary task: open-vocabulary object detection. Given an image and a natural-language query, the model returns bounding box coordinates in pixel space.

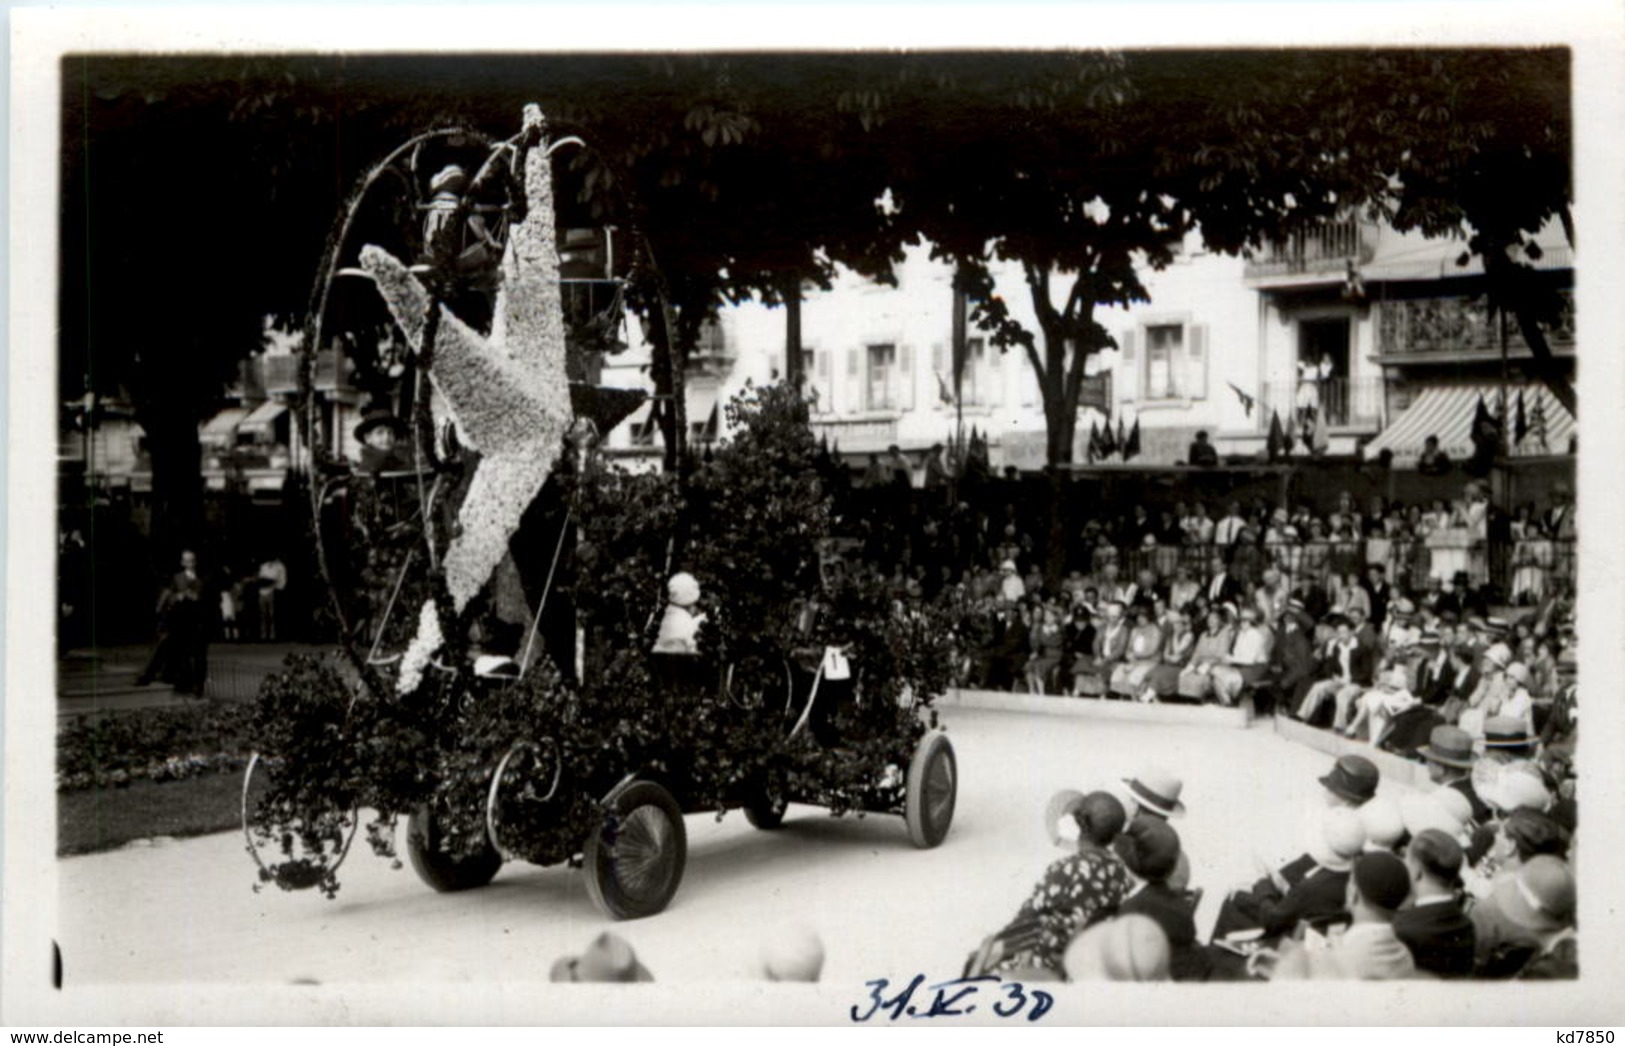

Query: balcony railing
[263,349,353,395]
[1258,376,1384,431]
[1377,290,1575,358]
[1245,218,1371,279]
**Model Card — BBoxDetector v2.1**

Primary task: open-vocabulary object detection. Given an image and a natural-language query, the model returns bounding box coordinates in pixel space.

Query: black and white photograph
[7,3,1625,1029]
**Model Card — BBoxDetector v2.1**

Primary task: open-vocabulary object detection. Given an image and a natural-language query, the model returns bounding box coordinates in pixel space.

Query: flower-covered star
[363,104,572,692]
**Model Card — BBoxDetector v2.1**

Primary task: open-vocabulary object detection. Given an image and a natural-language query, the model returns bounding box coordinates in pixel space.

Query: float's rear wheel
[406,805,502,892]
[905,731,957,849]
[584,780,687,919]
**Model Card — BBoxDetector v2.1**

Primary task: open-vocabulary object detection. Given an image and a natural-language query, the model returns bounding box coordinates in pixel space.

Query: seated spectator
[1142,609,1195,703]
[1211,806,1365,943]
[1271,604,1318,714]
[1475,851,1575,979]
[1210,605,1273,707]
[1187,429,1220,467]
[1380,630,1454,754]
[1109,604,1164,699]
[549,932,654,982]
[1294,614,1373,729]
[1270,851,1416,981]
[1510,856,1578,980]
[1417,724,1493,828]
[1178,605,1234,702]
[1344,665,1417,743]
[1113,819,1209,981]
[1063,914,1171,982]
[998,559,1026,604]
[1458,644,1513,739]
[967,791,1131,980]
[1167,565,1200,616]
[1071,600,1129,698]
[1024,601,1067,695]
[1393,829,1476,979]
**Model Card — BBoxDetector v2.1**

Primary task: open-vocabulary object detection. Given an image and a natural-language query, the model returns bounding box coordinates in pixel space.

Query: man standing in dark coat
[1394,829,1476,978]
[1273,603,1318,713]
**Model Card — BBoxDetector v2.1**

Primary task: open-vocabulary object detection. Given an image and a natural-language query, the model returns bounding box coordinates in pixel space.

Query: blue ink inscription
[850,974,1053,1023]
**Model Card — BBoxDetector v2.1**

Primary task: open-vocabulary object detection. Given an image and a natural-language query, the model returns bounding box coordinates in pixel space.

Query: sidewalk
[57,641,333,720]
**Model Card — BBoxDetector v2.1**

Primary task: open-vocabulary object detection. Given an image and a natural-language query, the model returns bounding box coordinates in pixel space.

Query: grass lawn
[58,771,264,857]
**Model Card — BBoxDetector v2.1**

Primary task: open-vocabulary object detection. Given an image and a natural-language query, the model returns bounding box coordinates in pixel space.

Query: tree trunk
[783,274,803,389]
[1039,328,1081,587]
[138,400,205,566]
[1482,249,1577,417]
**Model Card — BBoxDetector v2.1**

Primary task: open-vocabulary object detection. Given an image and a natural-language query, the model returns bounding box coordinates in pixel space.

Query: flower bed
[57,701,257,792]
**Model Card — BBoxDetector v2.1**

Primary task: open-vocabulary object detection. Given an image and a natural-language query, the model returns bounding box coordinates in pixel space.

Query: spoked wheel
[905,731,958,849]
[584,779,687,920]
[241,752,361,893]
[406,804,503,892]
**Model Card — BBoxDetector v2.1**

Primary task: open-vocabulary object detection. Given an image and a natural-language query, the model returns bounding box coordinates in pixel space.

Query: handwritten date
[850,973,1054,1023]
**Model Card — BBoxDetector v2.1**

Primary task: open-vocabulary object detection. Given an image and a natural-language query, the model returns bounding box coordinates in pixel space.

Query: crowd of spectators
[967,748,1577,982]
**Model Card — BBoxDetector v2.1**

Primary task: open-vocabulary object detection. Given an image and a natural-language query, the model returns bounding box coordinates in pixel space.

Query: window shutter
[1118,329,1137,400]
[987,344,1003,406]
[1187,324,1208,399]
[932,341,945,375]
[899,344,916,409]
[1020,353,1038,408]
[847,348,860,412]
[817,349,831,380]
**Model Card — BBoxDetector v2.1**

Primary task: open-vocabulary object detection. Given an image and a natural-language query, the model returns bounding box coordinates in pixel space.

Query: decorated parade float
[241,106,959,917]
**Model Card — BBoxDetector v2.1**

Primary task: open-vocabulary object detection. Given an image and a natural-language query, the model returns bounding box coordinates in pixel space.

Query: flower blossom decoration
[363,104,572,692]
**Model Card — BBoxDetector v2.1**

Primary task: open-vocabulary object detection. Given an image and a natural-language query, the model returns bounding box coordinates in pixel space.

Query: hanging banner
[1078,372,1113,415]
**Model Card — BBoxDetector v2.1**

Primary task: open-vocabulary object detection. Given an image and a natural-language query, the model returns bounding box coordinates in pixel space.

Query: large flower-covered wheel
[584,779,687,920]
[406,804,503,892]
[905,730,957,850]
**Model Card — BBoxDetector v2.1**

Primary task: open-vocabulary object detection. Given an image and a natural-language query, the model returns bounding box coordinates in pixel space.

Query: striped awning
[1364,383,1575,466]
[238,399,288,436]
[198,407,249,446]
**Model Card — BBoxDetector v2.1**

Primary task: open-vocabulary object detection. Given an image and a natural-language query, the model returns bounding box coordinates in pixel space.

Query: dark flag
[1515,389,1529,444]
[1267,410,1288,462]
[1087,420,1103,463]
[1116,418,1128,459]
[1467,394,1501,476]
[1228,382,1256,418]
[1124,418,1142,461]
[1099,417,1118,457]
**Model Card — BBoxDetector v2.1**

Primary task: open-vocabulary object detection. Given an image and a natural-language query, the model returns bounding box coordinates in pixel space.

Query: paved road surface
[57,706,1427,1004]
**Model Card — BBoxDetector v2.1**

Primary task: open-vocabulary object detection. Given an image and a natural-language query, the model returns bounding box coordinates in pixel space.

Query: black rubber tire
[406,805,503,893]
[743,789,788,830]
[584,780,687,920]
[905,731,958,849]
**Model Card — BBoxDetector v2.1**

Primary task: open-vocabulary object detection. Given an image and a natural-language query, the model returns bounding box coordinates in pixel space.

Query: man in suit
[1204,555,1242,607]
[1418,725,1493,826]
[1378,630,1456,753]
[1211,806,1365,943]
[1272,604,1318,714]
[1272,851,1417,981]
[1542,482,1575,540]
[1213,502,1247,549]
[1394,829,1476,978]
[1361,564,1392,631]
[1290,574,1330,624]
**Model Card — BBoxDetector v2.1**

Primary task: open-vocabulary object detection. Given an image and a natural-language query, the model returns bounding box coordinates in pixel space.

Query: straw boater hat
[549,932,654,983]
[1483,715,1539,750]
[760,926,826,982]
[1358,795,1407,852]
[1417,725,1476,769]
[1063,915,1171,982]
[429,163,469,196]
[1122,771,1185,819]
[1319,754,1380,806]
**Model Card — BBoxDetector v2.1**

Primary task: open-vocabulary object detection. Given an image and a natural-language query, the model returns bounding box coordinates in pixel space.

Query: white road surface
[58,707,1425,992]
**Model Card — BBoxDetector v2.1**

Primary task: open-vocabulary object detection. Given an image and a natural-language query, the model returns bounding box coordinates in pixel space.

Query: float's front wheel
[584,780,687,919]
[905,731,957,849]
[406,805,502,892]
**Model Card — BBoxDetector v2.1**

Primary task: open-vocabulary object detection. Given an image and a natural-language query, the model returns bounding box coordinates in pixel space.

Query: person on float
[354,406,414,474]
[652,572,707,655]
